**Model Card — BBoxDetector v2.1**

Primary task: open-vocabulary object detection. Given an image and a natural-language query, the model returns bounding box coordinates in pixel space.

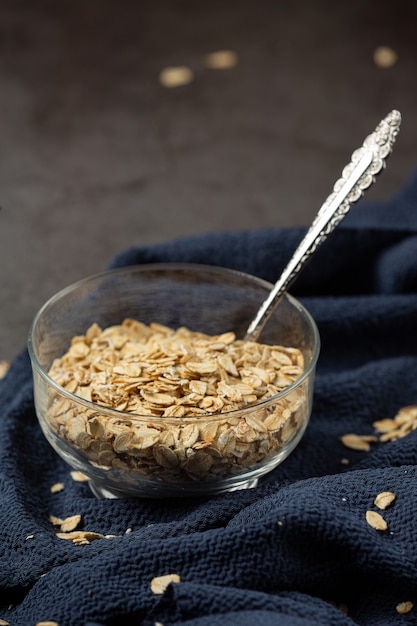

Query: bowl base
[88,477,259,499]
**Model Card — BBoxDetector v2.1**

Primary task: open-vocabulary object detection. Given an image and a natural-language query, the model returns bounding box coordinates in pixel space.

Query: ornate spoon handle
[245,110,402,342]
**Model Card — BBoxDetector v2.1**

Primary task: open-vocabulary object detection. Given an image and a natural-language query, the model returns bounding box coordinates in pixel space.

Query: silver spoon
[245,109,402,342]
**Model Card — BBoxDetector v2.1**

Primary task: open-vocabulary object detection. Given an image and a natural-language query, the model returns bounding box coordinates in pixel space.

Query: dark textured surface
[1,0,417,360]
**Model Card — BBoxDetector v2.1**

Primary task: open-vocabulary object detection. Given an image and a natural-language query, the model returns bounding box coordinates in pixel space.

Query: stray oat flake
[70,470,90,482]
[374,491,396,510]
[56,531,105,545]
[50,482,64,493]
[151,573,181,595]
[340,433,377,451]
[396,601,413,614]
[365,510,388,531]
[374,406,417,441]
[49,513,82,532]
[342,405,417,453]
[0,360,10,379]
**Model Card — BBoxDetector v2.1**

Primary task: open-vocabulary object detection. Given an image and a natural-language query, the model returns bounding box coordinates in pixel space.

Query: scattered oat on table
[373,46,398,68]
[151,573,181,595]
[374,491,396,510]
[56,531,105,545]
[0,619,10,626]
[159,66,194,88]
[396,601,413,614]
[341,405,417,455]
[35,622,59,626]
[60,515,82,532]
[0,360,10,379]
[340,433,377,451]
[365,510,388,531]
[203,50,239,69]
[70,470,90,482]
[51,514,82,532]
[374,406,417,441]
[50,482,64,493]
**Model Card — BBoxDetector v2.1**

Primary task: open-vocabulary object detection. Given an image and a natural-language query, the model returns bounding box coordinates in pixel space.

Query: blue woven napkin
[2,171,417,626]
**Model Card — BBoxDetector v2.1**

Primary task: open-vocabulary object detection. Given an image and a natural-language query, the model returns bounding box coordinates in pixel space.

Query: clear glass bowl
[28,264,320,498]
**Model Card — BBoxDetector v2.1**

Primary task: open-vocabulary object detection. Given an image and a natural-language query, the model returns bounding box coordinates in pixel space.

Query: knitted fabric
[2,172,417,626]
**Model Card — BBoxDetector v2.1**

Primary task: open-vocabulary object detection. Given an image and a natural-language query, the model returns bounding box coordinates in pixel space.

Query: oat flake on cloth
[3,171,417,626]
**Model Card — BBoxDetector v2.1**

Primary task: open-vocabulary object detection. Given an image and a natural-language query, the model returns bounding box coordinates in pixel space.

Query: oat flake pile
[3,172,417,626]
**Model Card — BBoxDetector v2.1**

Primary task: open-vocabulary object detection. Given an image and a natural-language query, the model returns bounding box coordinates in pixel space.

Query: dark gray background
[1,0,417,361]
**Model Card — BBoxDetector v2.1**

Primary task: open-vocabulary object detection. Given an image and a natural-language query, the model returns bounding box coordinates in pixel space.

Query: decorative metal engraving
[245,110,401,341]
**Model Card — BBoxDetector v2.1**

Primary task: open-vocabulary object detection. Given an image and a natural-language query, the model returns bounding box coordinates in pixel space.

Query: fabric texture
[2,171,417,626]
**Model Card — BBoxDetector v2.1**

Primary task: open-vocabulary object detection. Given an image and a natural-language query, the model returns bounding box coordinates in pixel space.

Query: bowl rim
[28,262,321,423]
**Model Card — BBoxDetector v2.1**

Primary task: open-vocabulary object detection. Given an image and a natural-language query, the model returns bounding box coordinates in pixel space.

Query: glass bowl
[28,264,320,498]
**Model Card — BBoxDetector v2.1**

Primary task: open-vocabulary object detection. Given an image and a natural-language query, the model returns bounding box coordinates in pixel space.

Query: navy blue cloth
[3,171,417,626]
